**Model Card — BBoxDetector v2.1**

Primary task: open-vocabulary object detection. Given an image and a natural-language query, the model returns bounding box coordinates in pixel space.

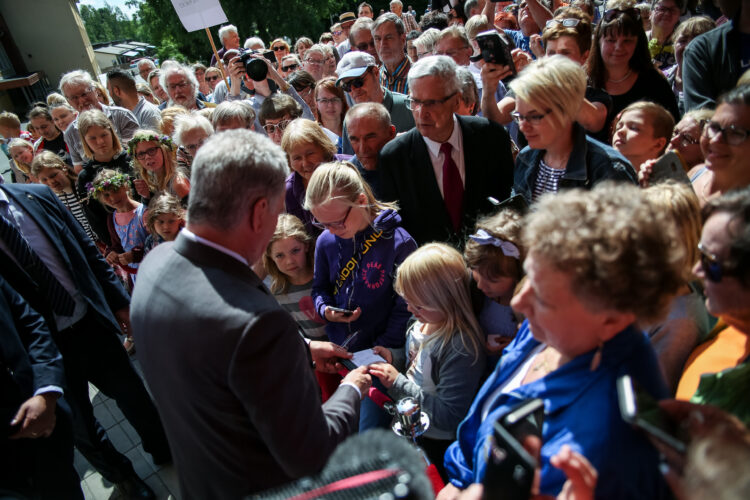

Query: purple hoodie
[312,209,417,351]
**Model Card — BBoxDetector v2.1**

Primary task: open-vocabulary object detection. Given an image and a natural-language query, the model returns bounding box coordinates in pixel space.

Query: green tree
[80,3,143,43]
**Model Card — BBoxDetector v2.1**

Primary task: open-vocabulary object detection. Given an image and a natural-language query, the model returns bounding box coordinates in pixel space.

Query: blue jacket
[444,321,670,499]
[512,124,637,205]
[312,209,417,350]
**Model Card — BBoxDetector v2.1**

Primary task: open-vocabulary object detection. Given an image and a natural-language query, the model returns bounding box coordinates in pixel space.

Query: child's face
[612,110,665,161]
[37,167,71,192]
[472,268,517,302]
[270,237,310,282]
[403,294,445,326]
[0,125,20,139]
[135,140,165,172]
[98,185,131,211]
[51,108,76,131]
[153,214,182,241]
[310,195,370,240]
[84,125,115,158]
[10,146,33,165]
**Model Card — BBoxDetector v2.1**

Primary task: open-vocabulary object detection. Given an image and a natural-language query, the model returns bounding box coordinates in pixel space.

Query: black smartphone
[476,30,517,75]
[328,306,354,317]
[482,398,545,500]
[650,151,691,185]
[617,375,687,454]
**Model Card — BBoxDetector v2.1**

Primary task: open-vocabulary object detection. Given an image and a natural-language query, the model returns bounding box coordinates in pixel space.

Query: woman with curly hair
[128,129,190,204]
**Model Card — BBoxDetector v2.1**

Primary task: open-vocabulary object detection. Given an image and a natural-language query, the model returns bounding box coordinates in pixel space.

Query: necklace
[608,69,633,84]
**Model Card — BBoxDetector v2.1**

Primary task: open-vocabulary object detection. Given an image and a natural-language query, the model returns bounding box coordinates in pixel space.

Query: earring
[589,341,604,372]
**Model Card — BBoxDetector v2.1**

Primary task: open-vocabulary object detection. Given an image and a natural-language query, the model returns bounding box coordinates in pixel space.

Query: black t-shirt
[39,133,72,166]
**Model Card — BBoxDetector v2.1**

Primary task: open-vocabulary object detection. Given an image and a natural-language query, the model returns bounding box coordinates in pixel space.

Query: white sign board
[171,0,228,32]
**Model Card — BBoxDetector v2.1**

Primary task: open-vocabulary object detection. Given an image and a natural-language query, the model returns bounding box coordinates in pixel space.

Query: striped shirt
[401,12,419,34]
[275,282,328,339]
[532,158,566,202]
[380,57,411,95]
[56,189,98,241]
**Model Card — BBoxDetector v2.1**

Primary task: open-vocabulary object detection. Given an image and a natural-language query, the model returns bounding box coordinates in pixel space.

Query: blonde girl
[30,151,97,242]
[128,129,190,202]
[369,243,485,479]
[144,193,185,253]
[49,102,78,133]
[263,214,327,340]
[8,138,35,183]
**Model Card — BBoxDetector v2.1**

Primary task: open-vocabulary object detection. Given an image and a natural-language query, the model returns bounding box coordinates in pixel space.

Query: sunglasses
[339,73,369,92]
[272,46,287,52]
[282,63,299,72]
[545,18,580,28]
[603,8,641,22]
[205,75,221,82]
[698,242,737,283]
[262,119,292,134]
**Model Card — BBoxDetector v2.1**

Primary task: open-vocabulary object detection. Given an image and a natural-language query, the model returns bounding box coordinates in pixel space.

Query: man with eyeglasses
[59,69,139,174]
[335,51,414,154]
[372,13,412,94]
[161,64,214,112]
[378,55,514,247]
[675,186,750,424]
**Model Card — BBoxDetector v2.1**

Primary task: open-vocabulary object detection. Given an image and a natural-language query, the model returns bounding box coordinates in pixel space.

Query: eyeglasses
[671,130,699,147]
[701,120,750,146]
[167,81,191,91]
[312,205,352,230]
[340,74,370,92]
[316,97,342,105]
[603,8,641,22]
[135,146,161,161]
[305,58,326,65]
[205,75,221,82]
[282,63,299,72]
[510,110,550,125]
[183,138,205,154]
[66,87,94,103]
[406,91,458,110]
[654,5,680,15]
[272,45,287,52]
[332,30,344,36]
[698,242,737,283]
[262,119,292,134]
[355,41,376,52]
[545,18,581,28]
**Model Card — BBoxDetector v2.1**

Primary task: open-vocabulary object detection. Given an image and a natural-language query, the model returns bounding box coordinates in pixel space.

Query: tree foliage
[79,3,142,43]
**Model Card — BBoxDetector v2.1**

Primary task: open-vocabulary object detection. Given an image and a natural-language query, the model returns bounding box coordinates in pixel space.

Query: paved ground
[77,357,180,500]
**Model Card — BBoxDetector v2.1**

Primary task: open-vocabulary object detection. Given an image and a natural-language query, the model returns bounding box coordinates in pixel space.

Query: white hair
[407,55,460,95]
[244,36,266,50]
[218,24,238,44]
[390,0,403,8]
[59,69,95,95]
[159,64,199,103]
[173,114,214,146]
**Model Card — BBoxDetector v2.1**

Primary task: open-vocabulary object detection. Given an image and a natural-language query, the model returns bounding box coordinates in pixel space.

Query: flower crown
[86,172,130,199]
[127,134,174,158]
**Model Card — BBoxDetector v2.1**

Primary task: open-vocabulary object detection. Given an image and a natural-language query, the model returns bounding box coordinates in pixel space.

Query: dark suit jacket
[377,115,514,247]
[130,234,361,500]
[0,184,130,333]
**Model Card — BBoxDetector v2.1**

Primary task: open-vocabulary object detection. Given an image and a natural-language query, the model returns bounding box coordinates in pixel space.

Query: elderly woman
[173,113,213,173]
[211,101,255,132]
[203,66,224,98]
[646,0,682,70]
[510,55,636,205]
[439,183,682,499]
[302,44,334,81]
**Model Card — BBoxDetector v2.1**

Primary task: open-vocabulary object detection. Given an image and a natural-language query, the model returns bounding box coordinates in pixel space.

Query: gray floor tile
[144,472,171,499]
[83,474,116,500]
[93,403,117,430]
[107,423,135,454]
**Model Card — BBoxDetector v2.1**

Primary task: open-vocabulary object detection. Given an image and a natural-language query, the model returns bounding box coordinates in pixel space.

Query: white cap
[336,51,378,84]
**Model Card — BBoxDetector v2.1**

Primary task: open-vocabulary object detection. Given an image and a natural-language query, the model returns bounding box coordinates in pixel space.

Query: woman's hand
[118,251,134,265]
[105,251,119,266]
[372,346,393,364]
[133,178,150,199]
[637,158,658,187]
[324,306,362,323]
[367,362,399,389]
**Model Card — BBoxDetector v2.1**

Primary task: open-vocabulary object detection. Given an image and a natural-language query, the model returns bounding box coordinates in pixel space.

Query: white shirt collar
[422,114,461,157]
[181,228,249,266]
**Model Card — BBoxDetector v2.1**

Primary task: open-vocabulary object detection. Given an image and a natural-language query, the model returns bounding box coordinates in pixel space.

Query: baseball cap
[336,51,378,83]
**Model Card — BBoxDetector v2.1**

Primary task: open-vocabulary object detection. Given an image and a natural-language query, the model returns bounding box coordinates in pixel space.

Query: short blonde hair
[524,182,684,323]
[0,111,21,129]
[77,109,123,159]
[160,106,190,136]
[280,119,337,161]
[464,15,490,39]
[509,55,586,128]
[263,214,315,294]
[395,243,483,361]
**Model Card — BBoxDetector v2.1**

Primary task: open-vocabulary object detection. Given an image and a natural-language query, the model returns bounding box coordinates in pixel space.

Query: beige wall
[0,0,99,90]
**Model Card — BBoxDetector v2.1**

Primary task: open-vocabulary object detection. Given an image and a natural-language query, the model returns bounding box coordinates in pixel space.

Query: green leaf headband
[127,133,174,158]
[86,172,130,199]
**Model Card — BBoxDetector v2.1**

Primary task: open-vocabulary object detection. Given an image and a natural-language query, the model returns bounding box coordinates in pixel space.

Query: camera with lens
[239,49,277,81]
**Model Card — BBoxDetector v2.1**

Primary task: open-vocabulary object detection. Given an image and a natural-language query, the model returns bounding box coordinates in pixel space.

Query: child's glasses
[135,146,161,161]
[312,205,352,230]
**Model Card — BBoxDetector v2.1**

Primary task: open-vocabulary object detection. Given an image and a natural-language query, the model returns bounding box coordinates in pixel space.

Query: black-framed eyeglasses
[603,8,641,22]
[698,242,737,283]
[312,205,352,230]
[701,119,750,146]
[406,91,458,111]
[135,146,161,161]
[510,110,551,125]
[339,73,370,92]
[282,63,299,72]
[545,18,580,28]
[262,119,292,134]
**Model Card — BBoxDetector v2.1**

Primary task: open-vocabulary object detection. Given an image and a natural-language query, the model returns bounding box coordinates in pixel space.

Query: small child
[144,193,185,253]
[263,214,327,340]
[8,138,35,183]
[369,243,485,480]
[0,111,32,163]
[612,101,674,171]
[30,151,98,242]
[464,208,526,356]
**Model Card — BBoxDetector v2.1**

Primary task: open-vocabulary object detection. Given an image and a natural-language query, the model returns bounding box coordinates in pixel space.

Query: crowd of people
[1,0,749,498]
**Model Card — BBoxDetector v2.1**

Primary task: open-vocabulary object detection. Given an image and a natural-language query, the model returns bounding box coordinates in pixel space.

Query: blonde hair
[160,106,190,136]
[30,150,77,185]
[8,138,34,174]
[464,208,525,282]
[464,15,490,39]
[145,192,185,235]
[280,119,337,162]
[129,129,180,193]
[644,181,701,281]
[617,101,675,155]
[395,243,484,362]
[46,92,69,107]
[263,214,315,294]
[304,161,397,218]
[77,109,123,159]
[509,55,587,128]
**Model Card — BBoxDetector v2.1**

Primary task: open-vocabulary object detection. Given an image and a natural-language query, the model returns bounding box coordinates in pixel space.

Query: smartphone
[617,375,687,454]
[482,398,545,500]
[650,151,691,185]
[476,30,516,75]
[328,306,354,317]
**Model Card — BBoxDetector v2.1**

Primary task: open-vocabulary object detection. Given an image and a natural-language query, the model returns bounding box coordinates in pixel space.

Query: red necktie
[440,142,463,232]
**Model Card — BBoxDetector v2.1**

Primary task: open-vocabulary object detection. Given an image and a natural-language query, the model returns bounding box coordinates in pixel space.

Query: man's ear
[249,197,269,232]
[388,125,396,140]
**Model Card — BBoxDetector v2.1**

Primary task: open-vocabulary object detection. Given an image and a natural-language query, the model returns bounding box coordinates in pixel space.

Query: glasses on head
[701,119,750,146]
[282,63,299,72]
[316,97,342,105]
[135,146,161,161]
[272,45,287,52]
[167,81,191,91]
[510,110,550,125]
[312,205,352,230]
[340,73,370,92]
[262,119,292,134]
[671,130,699,147]
[205,75,220,82]
[406,91,458,111]
[698,242,737,283]
[545,18,581,28]
[603,8,641,22]
[355,41,376,51]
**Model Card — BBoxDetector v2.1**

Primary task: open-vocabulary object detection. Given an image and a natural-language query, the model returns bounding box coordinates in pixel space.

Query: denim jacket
[512,124,637,205]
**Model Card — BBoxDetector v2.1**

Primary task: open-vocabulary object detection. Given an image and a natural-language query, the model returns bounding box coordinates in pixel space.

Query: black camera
[239,49,277,81]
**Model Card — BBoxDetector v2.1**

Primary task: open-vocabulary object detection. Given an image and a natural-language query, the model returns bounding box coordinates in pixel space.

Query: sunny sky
[77,0,142,19]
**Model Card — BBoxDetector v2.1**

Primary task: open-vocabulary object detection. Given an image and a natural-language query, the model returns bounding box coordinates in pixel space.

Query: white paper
[170,0,228,32]
[351,349,388,367]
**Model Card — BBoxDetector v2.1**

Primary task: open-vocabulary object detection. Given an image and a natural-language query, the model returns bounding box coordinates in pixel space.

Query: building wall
[0,0,99,90]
